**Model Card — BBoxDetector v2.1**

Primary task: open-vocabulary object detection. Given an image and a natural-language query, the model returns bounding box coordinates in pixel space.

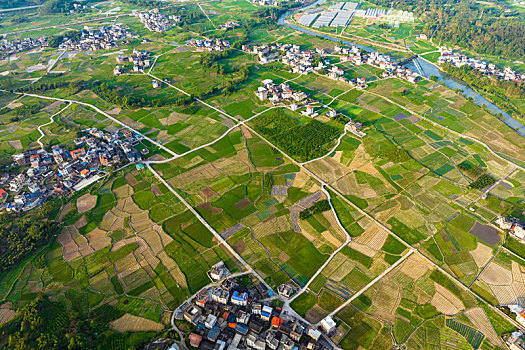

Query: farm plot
[345,252,480,346]
[476,252,525,306]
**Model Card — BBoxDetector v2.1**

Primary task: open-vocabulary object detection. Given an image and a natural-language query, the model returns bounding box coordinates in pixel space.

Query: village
[135,9,180,33]
[175,266,337,350]
[114,49,152,75]
[242,42,420,85]
[58,24,137,52]
[188,38,231,52]
[0,36,48,57]
[437,48,525,83]
[0,127,145,213]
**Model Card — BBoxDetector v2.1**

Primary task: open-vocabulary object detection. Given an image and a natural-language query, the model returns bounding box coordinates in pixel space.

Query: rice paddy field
[333,252,514,349]
[0,0,524,348]
[0,169,243,340]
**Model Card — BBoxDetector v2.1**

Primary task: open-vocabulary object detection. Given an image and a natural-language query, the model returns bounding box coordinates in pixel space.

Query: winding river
[276,1,525,137]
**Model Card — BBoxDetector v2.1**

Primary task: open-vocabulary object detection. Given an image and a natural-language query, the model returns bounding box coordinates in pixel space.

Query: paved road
[6,91,179,158]
[474,166,517,204]
[320,250,413,323]
[0,15,123,36]
[0,5,42,13]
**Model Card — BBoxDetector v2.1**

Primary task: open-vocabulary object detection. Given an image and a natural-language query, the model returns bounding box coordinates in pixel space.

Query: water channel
[276,1,525,137]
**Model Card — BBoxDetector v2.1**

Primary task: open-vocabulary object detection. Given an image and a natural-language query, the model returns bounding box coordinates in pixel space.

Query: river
[276,1,525,137]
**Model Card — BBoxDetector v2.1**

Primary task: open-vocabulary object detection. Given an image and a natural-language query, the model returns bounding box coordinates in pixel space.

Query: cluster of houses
[253,78,365,136]
[189,38,231,52]
[0,36,48,57]
[58,25,137,52]
[334,46,419,83]
[177,274,337,350]
[135,9,179,32]
[496,216,525,240]
[0,128,145,212]
[255,79,308,107]
[69,3,88,14]
[438,49,525,83]
[114,49,151,75]
[220,21,241,30]
[243,42,418,85]
[504,329,525,350]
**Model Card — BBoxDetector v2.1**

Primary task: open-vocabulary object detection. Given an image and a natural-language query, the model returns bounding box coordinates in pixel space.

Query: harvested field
[293,171,310,188]
[0,308,16,324]
[469,222,500,245]
[86,228,111,251]
[220,224,244,240]
[511,261,525,297]
[330,259,356,281]
[119,198,143,214]
[348,241,377,258]
[356,225,388,250]
[109,313,164,332]
[151,184,162,196]
[7,140,22,150]
[125,173,138,186]
[372,278,400,323]
[241,125,252,138]
[271,186,288,197]
[235,197,253,210]
[139,229,166,255]
[322,211,347,243]
[114,184,133,199]
[74,215,87,229]
[253,216,291,239]
[465,307,505,348]
[471,243,493,268]
[77,193,97,213]
[489,284,517,305]
[57,202,72,222]
[480,262,512,285]
[431,283,464,315]
[400,254,432,280]
[199,187,217,200]
[130,212,154,232]
[100,211,121,231]
[322,230,343,248]
[57,227,81,262]
[198,202,222,214]
[296,191,324,209]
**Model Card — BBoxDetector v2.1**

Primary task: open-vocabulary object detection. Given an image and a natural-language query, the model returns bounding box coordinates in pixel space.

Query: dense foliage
[379,147,411,163]
[251,110,341,162]
[91,81,193,108]
[468,174,496,190]
[0,204,55,270]
[299,200,331,220]
[368,0,525,59]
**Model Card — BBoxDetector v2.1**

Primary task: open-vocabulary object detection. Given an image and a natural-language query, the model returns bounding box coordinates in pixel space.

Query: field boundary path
[36,102,71,149]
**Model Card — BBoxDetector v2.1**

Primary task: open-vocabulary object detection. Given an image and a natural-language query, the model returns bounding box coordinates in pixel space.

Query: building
[231,291,248,306]
[509,305,525,328]
[205,314,217,329]
[261,305,273,321]
[210,261,230,281]
[189,333,203,348]
[320,316,336,333]
[211,288,229,304]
